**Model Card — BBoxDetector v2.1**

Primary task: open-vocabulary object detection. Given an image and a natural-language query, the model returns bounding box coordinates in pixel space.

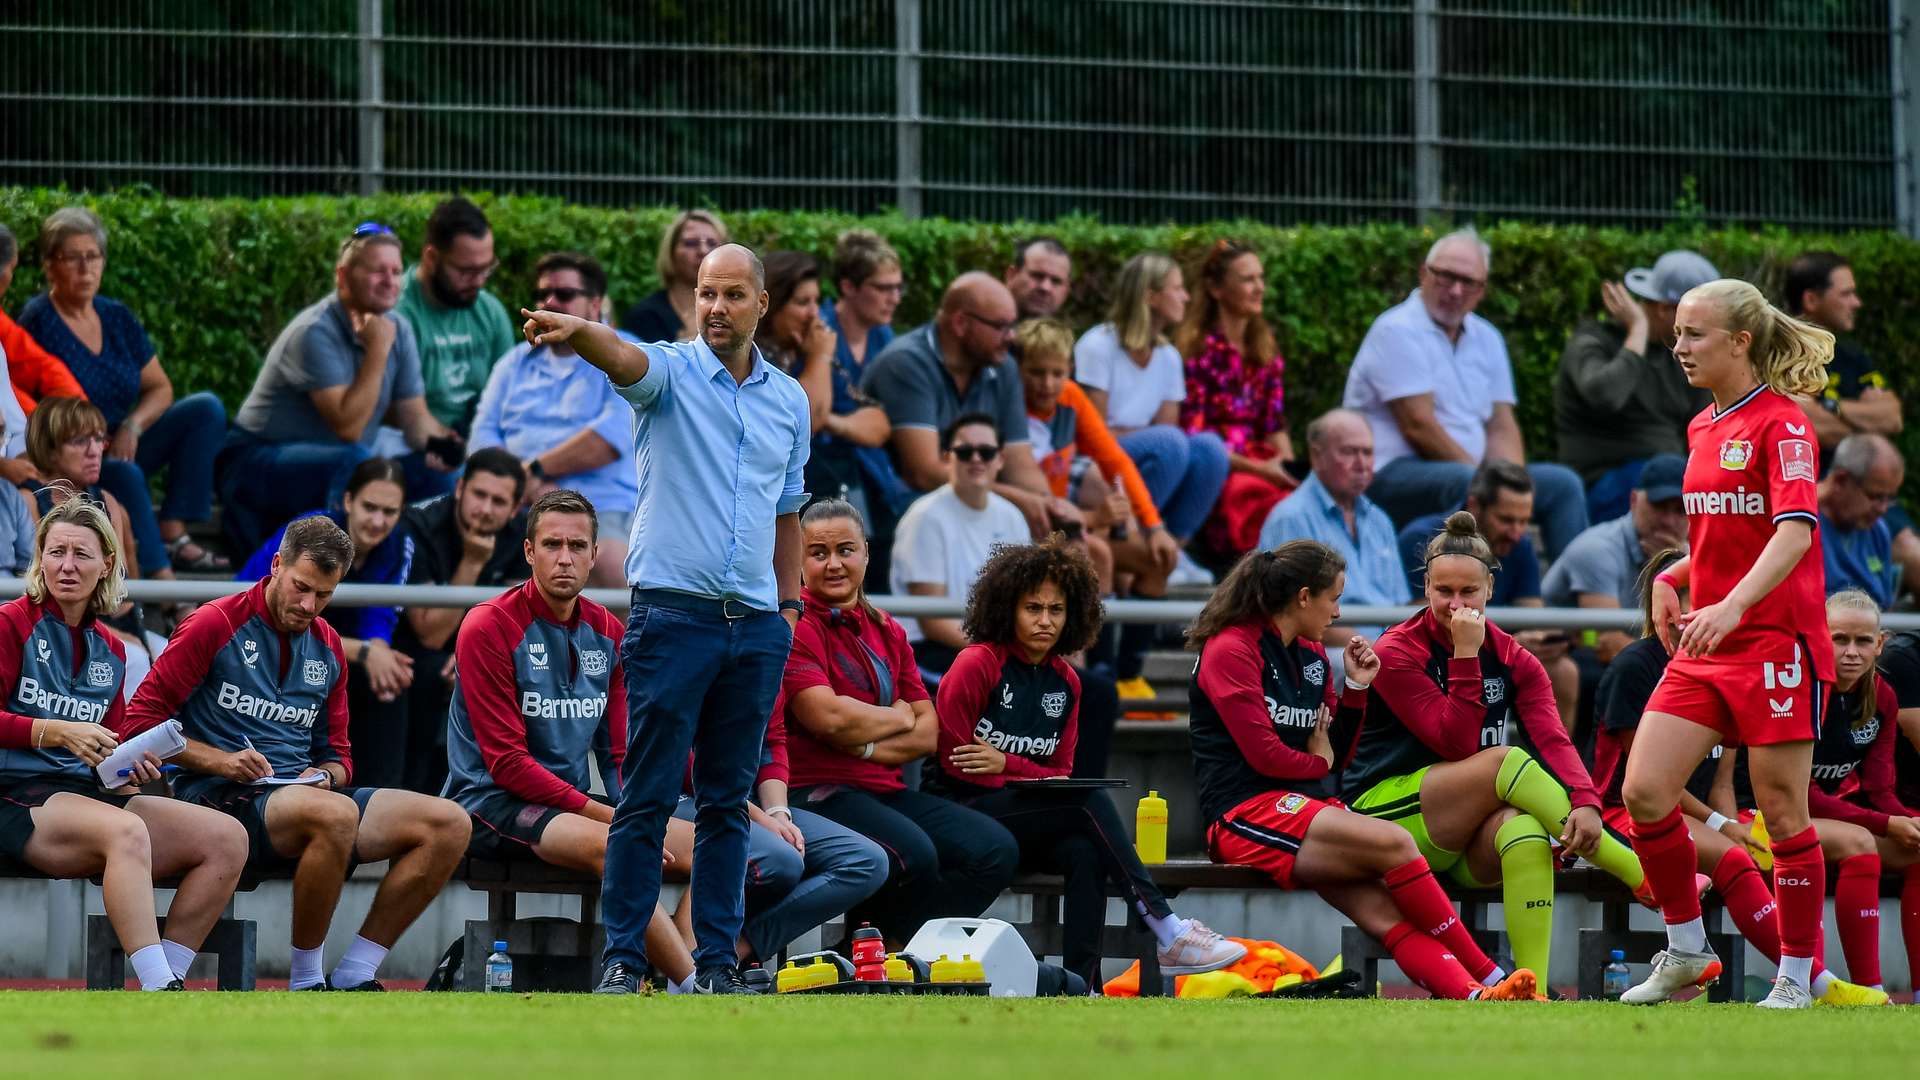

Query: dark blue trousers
[601,593,791,973]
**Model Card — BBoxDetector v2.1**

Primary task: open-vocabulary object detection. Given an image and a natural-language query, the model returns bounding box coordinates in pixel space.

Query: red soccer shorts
[1645,654,1827,746]
[1207,790,1334,890]
[1601,805,1634,837]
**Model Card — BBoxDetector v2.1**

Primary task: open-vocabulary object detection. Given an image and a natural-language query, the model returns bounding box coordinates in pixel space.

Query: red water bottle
[851,923,887,982]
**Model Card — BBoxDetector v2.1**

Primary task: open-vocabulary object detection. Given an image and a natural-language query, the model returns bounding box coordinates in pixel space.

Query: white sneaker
[1168,551,1214,588]
[1756,976,1813,1009]
[1156,920,1246,976]
[1619,947,1722,1004]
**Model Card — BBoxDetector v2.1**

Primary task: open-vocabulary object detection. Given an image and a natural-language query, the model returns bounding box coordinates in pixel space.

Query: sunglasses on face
[950,444,1000,463]
[534,287,593,304]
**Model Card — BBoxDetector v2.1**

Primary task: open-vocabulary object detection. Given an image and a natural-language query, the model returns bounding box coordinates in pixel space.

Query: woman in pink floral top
[1176,240,1296,553]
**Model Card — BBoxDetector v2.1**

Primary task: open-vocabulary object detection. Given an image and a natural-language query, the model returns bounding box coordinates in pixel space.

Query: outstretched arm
[522,309,651,387]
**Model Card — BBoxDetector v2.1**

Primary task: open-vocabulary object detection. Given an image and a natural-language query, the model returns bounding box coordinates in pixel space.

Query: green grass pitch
[0,992,1906,1077]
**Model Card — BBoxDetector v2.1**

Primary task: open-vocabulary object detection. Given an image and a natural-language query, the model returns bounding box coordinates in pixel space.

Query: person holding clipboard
[930,536,1245,989]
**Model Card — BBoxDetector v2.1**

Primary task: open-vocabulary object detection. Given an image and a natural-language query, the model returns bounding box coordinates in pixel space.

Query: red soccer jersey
[1681,386,1832,682]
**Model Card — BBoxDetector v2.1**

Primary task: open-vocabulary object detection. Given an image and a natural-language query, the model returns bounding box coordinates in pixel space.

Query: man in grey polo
[1542,453,1688,661]
[519,243,810,996]
[861,271,1073,538]
[219,224,461,553]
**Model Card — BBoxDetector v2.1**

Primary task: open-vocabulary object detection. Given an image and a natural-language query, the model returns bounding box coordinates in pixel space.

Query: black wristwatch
[779,599,805,616]
[527,458,547,480]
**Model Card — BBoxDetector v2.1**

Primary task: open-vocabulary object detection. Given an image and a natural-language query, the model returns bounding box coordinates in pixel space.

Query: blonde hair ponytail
[1685,278,1833,397]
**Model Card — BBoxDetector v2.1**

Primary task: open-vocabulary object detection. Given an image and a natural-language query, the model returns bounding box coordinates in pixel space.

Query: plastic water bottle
[1135,790,1168,864]
[1602,949,1630,1000]
[485,940,512,993]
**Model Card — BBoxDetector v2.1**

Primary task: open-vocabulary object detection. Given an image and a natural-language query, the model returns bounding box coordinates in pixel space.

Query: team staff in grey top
[218,223,462,554]
[519,243,810,996]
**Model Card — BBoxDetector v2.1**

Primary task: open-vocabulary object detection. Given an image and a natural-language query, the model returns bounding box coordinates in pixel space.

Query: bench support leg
[86,914,255,990]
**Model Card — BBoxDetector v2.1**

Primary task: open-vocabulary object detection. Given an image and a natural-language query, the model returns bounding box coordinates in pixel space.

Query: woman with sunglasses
[621,210,729,343]
[1175,240,1295,558]
[18,207,231,573]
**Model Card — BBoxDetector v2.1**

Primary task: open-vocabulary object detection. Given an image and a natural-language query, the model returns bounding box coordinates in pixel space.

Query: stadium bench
[83,867,277,991]
[455,856,603,992]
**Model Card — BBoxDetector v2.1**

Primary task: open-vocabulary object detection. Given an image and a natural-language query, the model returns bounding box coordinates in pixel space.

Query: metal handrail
[7,578,1916,632]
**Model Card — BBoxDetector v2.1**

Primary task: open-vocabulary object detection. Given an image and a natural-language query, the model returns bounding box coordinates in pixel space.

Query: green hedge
[4,187,1919,475]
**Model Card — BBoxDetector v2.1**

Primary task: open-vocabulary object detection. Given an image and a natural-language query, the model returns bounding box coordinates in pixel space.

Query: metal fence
[2,1,1914,230]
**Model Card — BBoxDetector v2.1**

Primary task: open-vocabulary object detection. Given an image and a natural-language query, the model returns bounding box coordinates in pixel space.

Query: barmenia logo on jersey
[1683,486,1766,515]
[971,717,1059,757]
[1718,439,1752,470]
[1264,694,1317,729]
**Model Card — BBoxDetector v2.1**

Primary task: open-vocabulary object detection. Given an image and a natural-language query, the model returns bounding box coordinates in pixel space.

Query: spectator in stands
[25,398,149,584]
[1555,250,1717,522]
[393,448,528,795]
[394,196,515,439]
[931,538,1245,988]
[1176,239,1294,557]
[521,242,810,997]
[220,222,459,555]
[816,228,910,522]
[1397,461,1580,728]
[468,251,633,586]
[442,490,696,992]
[1258,409,1409,668]
[1343,229,1587,558]
[861,272,1070,538]
[821,228,902,389]
[1819,433,1904,607]
[1005,237,1072,321]
[0,410,32,575]
[1076,252,1227,562]
[890,413,1031,671]
[620,209,728,343]
[754,252,838,403]
[20,208,230,573]
[1541,454,1688,662]
[124,515,472,993]
[0,223,85,487]
[1784,250,1920,589]
[0,496,249,991]
[236,457,416,789]
[784,497,1017,948]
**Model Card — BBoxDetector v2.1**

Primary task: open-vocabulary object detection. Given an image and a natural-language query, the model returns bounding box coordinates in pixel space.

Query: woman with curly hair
[932,536,1245,987]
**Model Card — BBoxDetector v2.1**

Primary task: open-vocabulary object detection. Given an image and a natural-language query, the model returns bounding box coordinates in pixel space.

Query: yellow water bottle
[1747,811,1773,872]
[929,954,960,983]
[1136,790,1168,864]
[776,960,807,994]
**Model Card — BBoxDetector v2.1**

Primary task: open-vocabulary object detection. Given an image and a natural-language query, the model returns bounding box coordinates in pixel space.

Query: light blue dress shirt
[469,337,640,514]
[616,338,811,608]
[1258,472,1410,607]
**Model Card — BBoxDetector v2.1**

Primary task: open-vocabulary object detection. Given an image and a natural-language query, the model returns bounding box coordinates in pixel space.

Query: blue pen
[118,765,181,777]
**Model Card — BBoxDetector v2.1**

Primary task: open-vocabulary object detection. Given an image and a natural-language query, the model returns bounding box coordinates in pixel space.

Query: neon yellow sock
[1494,746,1644,888]
[1494,814,1557,987]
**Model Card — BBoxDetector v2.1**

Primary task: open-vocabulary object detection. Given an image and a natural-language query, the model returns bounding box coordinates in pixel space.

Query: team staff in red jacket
[0,495,245,990]
[1189,540,1535,1001]
[932,537,1244,989]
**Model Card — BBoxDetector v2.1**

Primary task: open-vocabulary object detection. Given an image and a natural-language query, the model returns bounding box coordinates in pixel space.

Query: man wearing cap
[1553,250,1717,524]
[1542,453,1689,663]
[1818,433,1905,606]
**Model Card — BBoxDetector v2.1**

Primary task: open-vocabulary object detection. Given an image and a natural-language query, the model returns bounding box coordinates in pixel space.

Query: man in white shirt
[890,412,1030,670]
[1341,229,1588,558]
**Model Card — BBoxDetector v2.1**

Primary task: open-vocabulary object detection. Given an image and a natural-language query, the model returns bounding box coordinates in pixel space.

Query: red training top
[781,588,931,793]
[934,641,1078,790]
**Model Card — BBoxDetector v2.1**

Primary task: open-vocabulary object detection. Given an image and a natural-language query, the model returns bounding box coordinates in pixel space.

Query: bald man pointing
[521,243,810,995]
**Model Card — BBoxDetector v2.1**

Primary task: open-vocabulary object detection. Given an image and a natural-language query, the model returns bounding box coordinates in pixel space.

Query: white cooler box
[902,917,1037,997]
